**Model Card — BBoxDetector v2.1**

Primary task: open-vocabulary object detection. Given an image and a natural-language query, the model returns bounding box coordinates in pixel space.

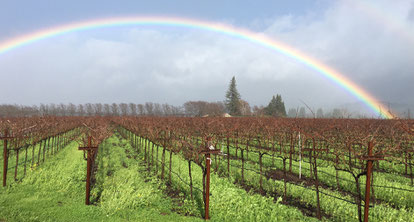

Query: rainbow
[0,16,394,119]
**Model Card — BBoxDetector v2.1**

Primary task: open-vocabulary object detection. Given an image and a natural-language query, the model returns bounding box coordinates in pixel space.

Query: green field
[0,134,318,222]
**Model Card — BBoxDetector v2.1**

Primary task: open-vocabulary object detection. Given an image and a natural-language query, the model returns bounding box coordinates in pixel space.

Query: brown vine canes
[298,120,329,221]
[199,135,221,220]
[77,118,113,205]
[398,119,414,185]
[1,128,14,187]
[78,136,98,205]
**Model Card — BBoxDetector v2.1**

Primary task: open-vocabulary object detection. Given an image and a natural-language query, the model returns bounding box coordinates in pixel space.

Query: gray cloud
[1,0,413,117]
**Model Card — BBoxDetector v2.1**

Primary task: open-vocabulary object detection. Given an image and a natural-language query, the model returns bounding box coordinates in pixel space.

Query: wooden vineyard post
[404,149,414,186]
[409,153,413,186]
[78,136,98,205]
[303,140,328,221]
[1,129,14,187]
[362,141,384,222]
[200,148,221,220]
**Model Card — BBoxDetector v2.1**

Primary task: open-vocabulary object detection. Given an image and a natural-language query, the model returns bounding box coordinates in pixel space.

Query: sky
[0,0,413,117]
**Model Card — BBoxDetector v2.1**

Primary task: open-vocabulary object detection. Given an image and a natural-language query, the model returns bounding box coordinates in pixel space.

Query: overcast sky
[0,0,413,116]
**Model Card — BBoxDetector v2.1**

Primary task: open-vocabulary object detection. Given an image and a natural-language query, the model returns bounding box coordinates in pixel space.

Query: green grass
[5,130,408,222]
[222,141,414,209]
[0,137,201,222]
[137,134,414,221]
[127,132,319,222]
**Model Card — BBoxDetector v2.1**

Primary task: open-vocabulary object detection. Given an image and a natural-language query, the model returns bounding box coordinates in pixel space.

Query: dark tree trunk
[283,158,287,200]
[151,143,154,168]
[259,152,263,191]
[42,138,47,162]
[31,143,36,167]
[227,137,230,177]
[313,159,321,220]
[355,176,363,222]
[14,149,19,181]
[335,155,340,190]
[37,140,43,165]
[161,147,166,180]
[241,149,244,184]
[156,145,159,174]
[289,134,293,173]
[24,145,28,176]
[169,151,172,184]
[202,167,207,206]
[144,138,147,161]
[188,160,193,200]
[409,154,413,186]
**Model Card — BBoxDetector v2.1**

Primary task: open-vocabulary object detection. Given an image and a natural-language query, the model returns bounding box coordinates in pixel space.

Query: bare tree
[171,105,183,116]
[298,107,306,118]
[154,103,163,116]
[240,100,252,116]
[137,104,145,115]
[316,108,324,118]
[252,105,265,116]
[94,103,103,116]
[162,104,172,116]
[111,103,119,116]
[129,103,137,116]
[145,102,154,116]
[49,103,58,116]
[68,103,77,116]
[40,103,49,116]
[119,103,129,116]
[103,103,111,116]
[78,104,85,116]
[58,103,67,116]
[85,103,94,116]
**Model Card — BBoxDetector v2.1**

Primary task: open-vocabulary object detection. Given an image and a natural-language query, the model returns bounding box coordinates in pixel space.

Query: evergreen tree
[265,94,286,117]
[225,76,241,116]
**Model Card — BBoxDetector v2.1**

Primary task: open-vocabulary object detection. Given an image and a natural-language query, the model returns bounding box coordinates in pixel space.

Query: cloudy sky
[0,0,413,116]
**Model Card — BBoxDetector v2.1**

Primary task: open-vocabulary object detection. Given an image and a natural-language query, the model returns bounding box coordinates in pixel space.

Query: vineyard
[1,116,414,221]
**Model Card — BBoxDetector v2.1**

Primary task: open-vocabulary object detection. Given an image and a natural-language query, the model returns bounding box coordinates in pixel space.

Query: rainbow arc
[0,16,394,119]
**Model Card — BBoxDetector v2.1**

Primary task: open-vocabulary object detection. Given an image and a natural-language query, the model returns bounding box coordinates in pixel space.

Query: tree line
[1,76,401,118]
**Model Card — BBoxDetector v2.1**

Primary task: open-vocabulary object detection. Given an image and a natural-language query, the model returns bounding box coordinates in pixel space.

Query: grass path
[0,138,200,222]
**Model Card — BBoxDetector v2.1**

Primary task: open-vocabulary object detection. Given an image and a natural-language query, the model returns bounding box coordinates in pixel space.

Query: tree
[240,100,252,116]
[68,103,77,116]
[184,101,206,117]
[298,107,306,118]
[145,102,154,116]
[103,104,111,116]
[183,101,225,117]
[58,103,67,116]
[78,104,85,116]
[287,108,297,118]
[94,103,103,116]
[153,103,163,116]
[111,103,119,116]
[225,76,241,116]
[129,103,137,116]
[85,103,94,116]
[332,108,343,118]
[316,108,324,118]
[119,103,129,116]
[162,104,172,116]
[137,104,145,115]
[264,94,286,117]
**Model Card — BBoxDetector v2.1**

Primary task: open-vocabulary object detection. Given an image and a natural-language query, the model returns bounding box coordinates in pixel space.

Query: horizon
[1,1,413,118]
